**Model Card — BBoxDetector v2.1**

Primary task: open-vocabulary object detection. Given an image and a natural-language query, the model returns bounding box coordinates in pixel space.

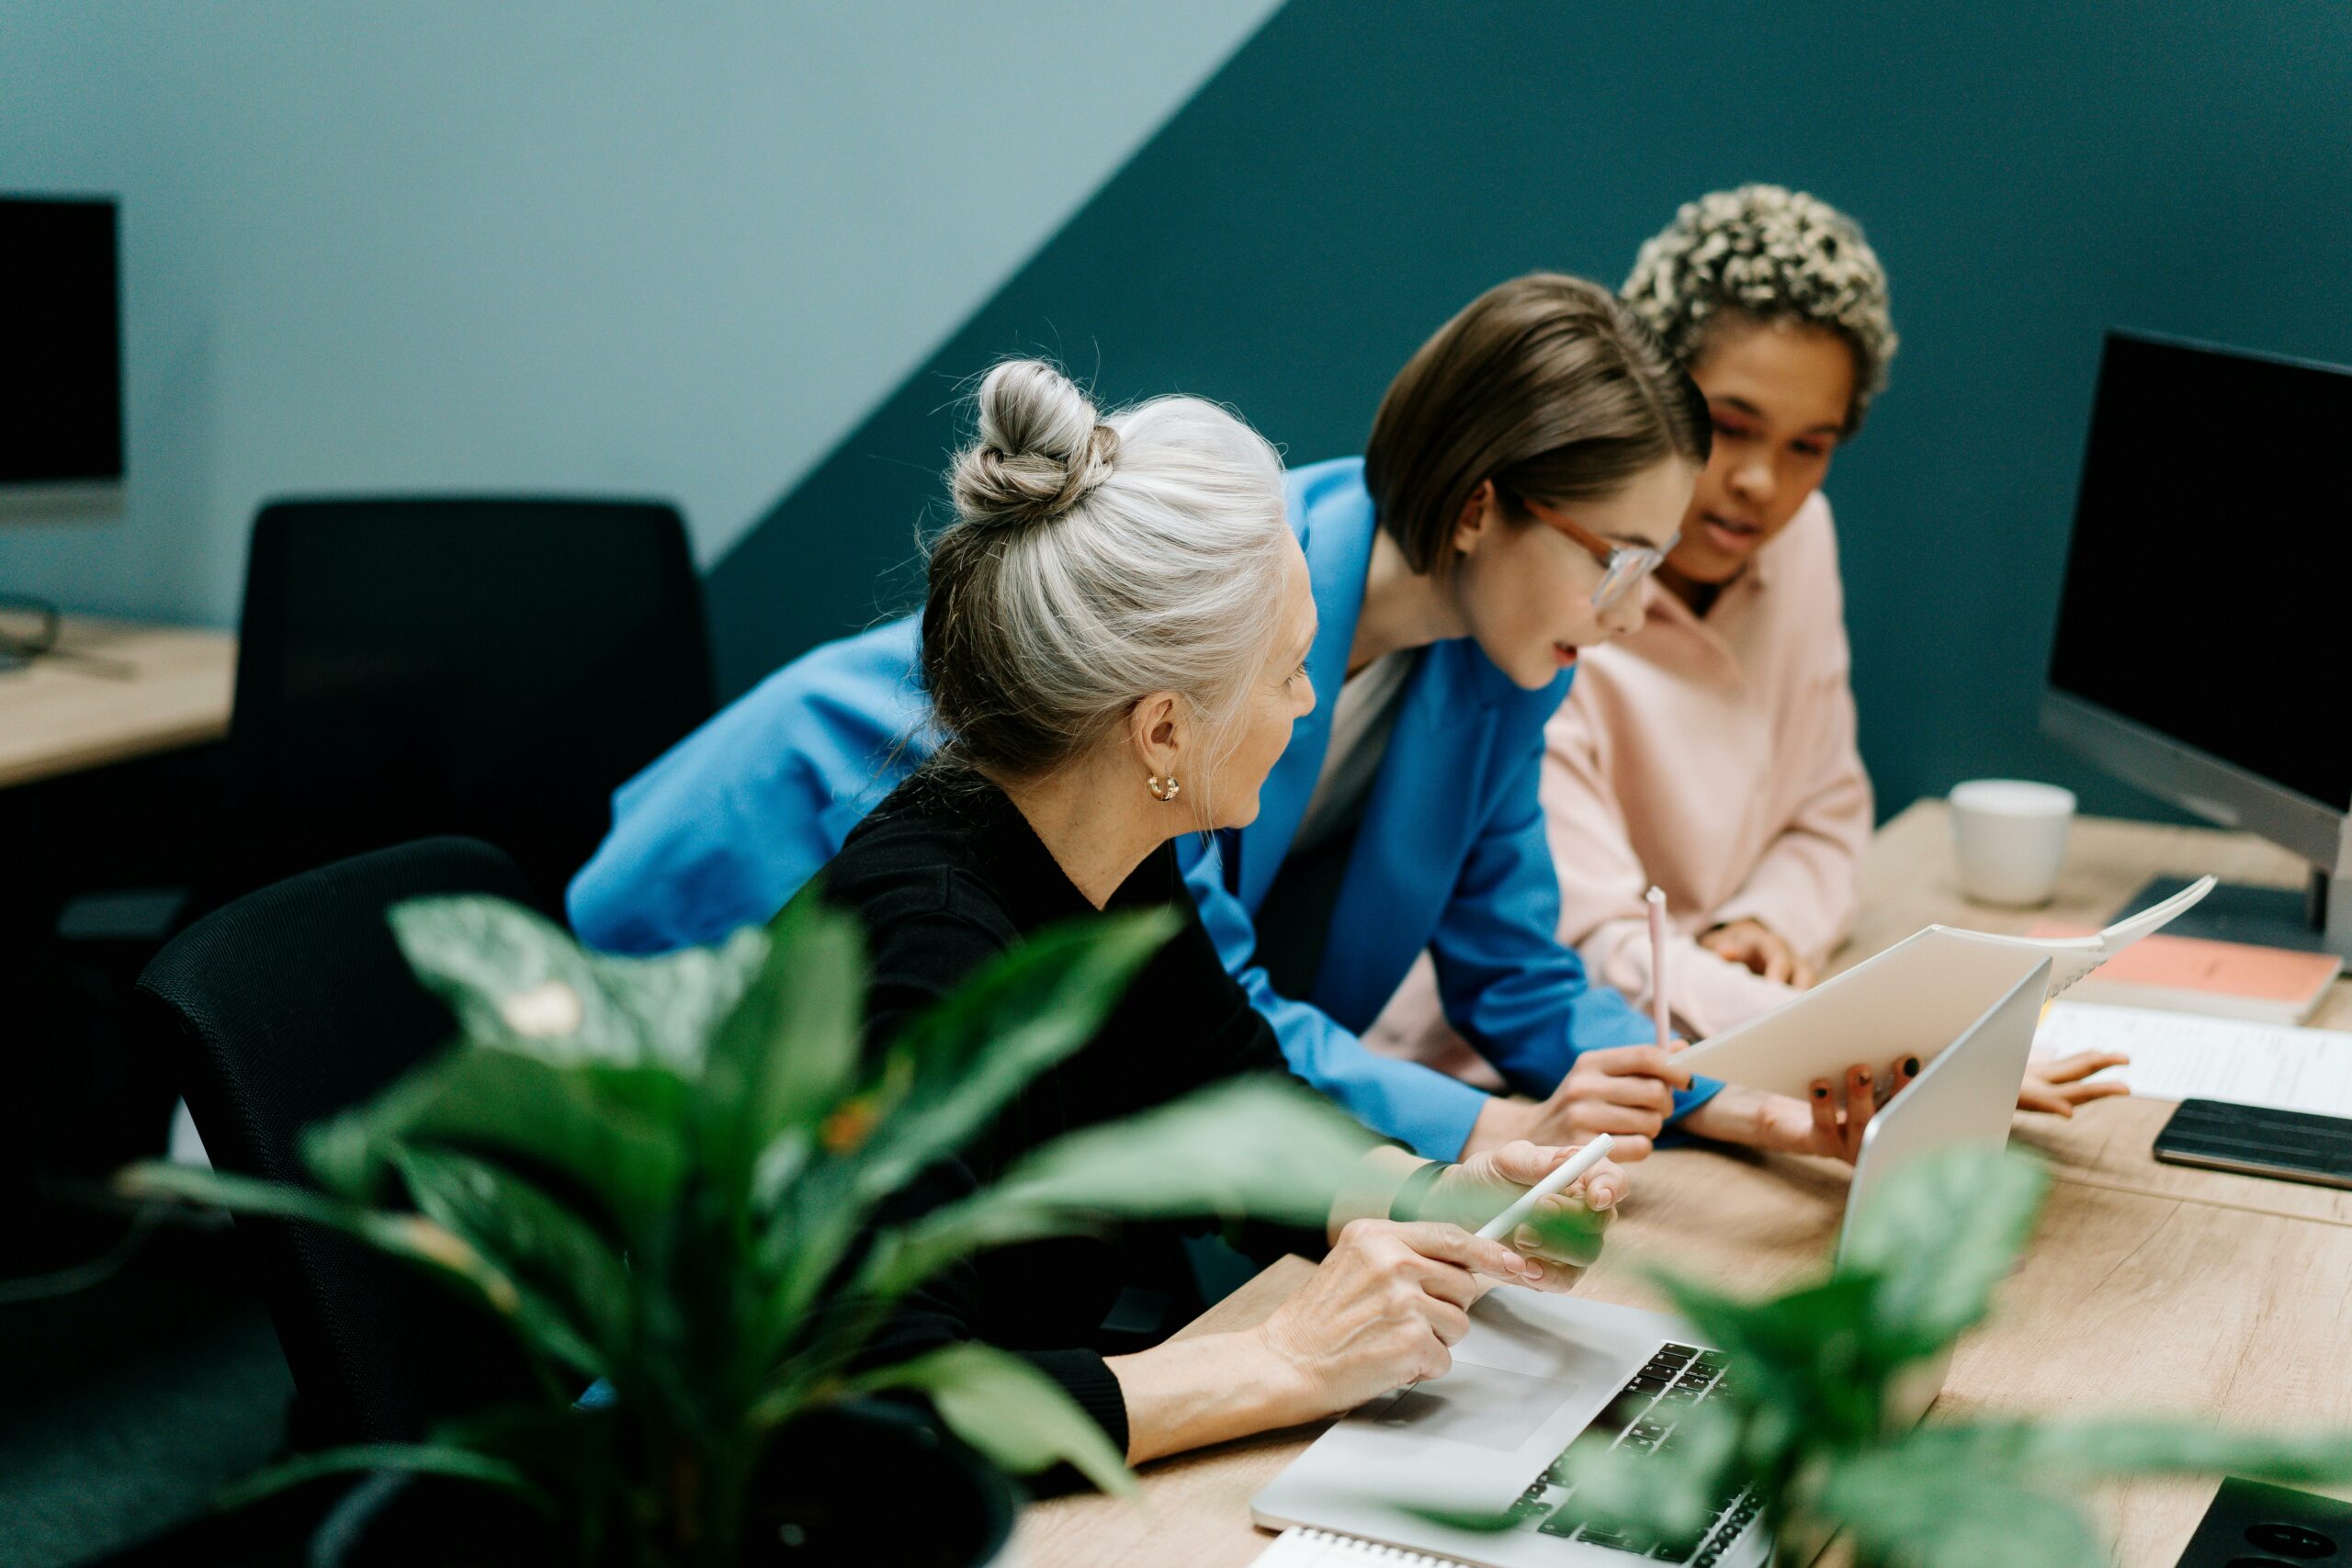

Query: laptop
[1250,958,2052,1568]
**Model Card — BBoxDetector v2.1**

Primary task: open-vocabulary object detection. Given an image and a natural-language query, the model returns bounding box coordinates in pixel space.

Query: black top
[829,768,1303,1455]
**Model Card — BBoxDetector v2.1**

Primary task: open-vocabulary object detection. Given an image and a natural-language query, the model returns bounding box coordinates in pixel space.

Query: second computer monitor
[2041,330,2351,953]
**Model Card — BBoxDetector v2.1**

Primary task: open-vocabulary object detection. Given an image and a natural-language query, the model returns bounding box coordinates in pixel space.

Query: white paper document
[1675,877,2217,1100]
[2035,1000,2352,1119]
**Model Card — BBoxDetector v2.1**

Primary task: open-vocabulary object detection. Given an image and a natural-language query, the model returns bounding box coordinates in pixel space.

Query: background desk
[1017,801,2352,1567]
[0,617,237,789]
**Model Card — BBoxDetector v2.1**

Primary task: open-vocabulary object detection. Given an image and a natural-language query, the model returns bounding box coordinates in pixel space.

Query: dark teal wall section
[708,1,2352,823]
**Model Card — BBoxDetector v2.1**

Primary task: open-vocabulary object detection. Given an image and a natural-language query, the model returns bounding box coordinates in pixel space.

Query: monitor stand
[0,596,135,680]
[2115,871,2345,958]
[1,593,62,671]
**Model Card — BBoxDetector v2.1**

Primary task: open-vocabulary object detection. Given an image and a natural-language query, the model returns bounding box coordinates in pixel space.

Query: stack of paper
[2035,1001,2352,1118]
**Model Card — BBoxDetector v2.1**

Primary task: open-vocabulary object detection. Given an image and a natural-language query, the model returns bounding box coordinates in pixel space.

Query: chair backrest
[131,836,539,1446]
[228,496,715,910]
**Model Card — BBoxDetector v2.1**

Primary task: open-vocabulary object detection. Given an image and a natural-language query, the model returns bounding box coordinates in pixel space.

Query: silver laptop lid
[1839,956,2048,1427]
[1838,954,2050,1259]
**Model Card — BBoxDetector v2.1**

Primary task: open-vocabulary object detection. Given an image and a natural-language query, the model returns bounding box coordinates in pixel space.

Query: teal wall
[710,0,2352,823]
[0,2,1280,623]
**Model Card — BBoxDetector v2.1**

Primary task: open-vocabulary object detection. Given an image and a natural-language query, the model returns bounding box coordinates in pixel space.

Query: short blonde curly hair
[1623,184,1896,433]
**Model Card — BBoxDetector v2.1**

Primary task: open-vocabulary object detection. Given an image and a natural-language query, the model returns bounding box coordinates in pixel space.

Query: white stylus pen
[1473,1133,1616,1241]
[1645,886,1672,1049]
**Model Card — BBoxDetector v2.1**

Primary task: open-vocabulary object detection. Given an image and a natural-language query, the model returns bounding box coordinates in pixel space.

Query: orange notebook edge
[2025,922,2342,1003]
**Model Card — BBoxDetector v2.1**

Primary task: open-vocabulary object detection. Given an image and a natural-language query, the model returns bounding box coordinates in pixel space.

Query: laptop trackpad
[1358,1364,1576,1452]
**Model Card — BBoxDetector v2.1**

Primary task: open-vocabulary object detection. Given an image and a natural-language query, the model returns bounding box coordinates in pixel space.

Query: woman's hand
[1699,919,1817,987]
[1247,1219,1540,1418]
[1684,1054,1917,1164]
[1416,1141,1625,1292]
[1465,1043,1692,1162]
[2019,1050,2131,1115]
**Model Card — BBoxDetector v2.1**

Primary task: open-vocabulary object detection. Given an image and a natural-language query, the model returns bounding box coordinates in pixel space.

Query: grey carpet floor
[0,1218,294,1568]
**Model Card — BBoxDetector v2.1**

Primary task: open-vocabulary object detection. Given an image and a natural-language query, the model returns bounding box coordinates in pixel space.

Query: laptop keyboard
[1504,1342,1761,1563]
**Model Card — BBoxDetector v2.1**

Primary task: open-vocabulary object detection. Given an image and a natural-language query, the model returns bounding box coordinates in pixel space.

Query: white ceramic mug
[1948,779,2076,908]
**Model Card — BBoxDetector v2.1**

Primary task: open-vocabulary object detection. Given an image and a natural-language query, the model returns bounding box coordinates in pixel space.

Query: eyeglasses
[1518,496,1678,612]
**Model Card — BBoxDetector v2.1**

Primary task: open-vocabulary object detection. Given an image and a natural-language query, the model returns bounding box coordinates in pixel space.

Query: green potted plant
[120,890,1375,1566]
[1452,1145,2352,1567]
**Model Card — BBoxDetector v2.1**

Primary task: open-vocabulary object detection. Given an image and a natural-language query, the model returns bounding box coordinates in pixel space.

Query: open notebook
[1673,876,2216,1100]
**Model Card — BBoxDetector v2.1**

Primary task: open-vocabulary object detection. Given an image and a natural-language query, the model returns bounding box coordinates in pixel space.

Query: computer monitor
[2041,330,2351,958]
[1,195,123,502]
[2,195,124,667]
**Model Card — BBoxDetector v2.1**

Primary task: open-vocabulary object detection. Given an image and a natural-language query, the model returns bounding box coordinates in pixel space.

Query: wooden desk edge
[0,617,237,787]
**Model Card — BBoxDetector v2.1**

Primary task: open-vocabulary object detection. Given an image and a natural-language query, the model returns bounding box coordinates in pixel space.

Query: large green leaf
[303,1045,686,1235]
[389,895,767,1075]
[699,887,866,1205]
[392,1147,636,1382]
[847,1341,1135,1496]
[1813,1450,2103,1568]
[1391,1411,1739,1542]
[1884,1418,2352,1486]
[744,1153,881,1381]
[583,931,772,1073]
[1838,1145,2050,1353]
[430,1402,624,1562]
[1649,1270,1889,1443]
[216,1440,556,1516]
[621,1202,740,1444]
[848,910,1181,1202]
[1551,1402,1742,1540]
[388,896,642,1060]
[743,1292,899,1434]
[754,911,1179,1347]
[856,1077,1374,1300]
[117,1161,528,1323]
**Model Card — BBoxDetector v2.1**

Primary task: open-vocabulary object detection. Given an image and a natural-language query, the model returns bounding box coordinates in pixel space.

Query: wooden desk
[1017,804,2352,1567]
[0,616,237,788]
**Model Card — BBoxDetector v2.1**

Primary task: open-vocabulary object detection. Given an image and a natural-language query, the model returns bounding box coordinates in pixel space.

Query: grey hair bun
[950,359,1122,529]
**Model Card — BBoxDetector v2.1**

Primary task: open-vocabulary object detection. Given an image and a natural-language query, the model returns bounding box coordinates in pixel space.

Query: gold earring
[1148,773,1181,803]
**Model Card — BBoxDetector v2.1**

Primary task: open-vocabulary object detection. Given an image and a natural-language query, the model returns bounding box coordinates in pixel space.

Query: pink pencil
[1645,886,1671,1047]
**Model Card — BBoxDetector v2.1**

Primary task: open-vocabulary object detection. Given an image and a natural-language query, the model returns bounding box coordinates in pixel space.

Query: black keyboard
[1504,1342,1760,1563]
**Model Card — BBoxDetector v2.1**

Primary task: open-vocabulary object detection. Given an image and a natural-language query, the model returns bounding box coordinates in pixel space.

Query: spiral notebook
[1257,1528,1479,1566]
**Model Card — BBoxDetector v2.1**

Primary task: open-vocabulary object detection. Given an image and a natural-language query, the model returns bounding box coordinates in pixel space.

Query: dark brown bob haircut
[1363,273,1712,574]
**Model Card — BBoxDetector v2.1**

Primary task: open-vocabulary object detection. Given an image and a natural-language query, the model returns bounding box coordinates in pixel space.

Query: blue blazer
[570,457,1715,1156]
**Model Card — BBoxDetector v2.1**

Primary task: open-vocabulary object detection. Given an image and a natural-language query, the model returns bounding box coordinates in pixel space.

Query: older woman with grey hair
[826,358,1628,1468]
[577,276,1733,1168]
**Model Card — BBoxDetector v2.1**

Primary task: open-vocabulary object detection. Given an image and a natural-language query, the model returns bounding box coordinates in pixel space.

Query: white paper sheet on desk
[1673,876,2217,1100]
[2035,1000,2352,1118]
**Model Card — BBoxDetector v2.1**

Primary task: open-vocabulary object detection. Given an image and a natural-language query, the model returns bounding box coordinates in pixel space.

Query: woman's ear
[1125,691,1185,782]
[1451,479,1498,558]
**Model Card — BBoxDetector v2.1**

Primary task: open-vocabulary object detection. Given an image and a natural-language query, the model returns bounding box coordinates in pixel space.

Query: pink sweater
[1367,491,1872,1075]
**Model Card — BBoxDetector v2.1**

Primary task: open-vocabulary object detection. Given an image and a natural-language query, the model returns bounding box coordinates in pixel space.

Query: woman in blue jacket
[573,275,1871,1165]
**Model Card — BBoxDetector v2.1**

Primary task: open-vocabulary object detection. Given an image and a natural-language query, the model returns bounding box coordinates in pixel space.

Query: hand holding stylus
[1412,1138,1627,1294]
[1476,1134,1617,1241]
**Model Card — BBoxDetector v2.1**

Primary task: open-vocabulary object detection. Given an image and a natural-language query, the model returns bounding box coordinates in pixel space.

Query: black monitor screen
[1,197,124,486]
[2049,333,2351,810]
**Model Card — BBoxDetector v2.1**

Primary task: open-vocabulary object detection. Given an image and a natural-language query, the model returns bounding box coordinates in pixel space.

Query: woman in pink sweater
[1374,186,2122,1119]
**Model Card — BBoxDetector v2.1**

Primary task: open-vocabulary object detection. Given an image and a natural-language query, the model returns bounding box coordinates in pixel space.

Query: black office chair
[224,496,715,913]
[129,836,539,1446]
[22,497,707,1272]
